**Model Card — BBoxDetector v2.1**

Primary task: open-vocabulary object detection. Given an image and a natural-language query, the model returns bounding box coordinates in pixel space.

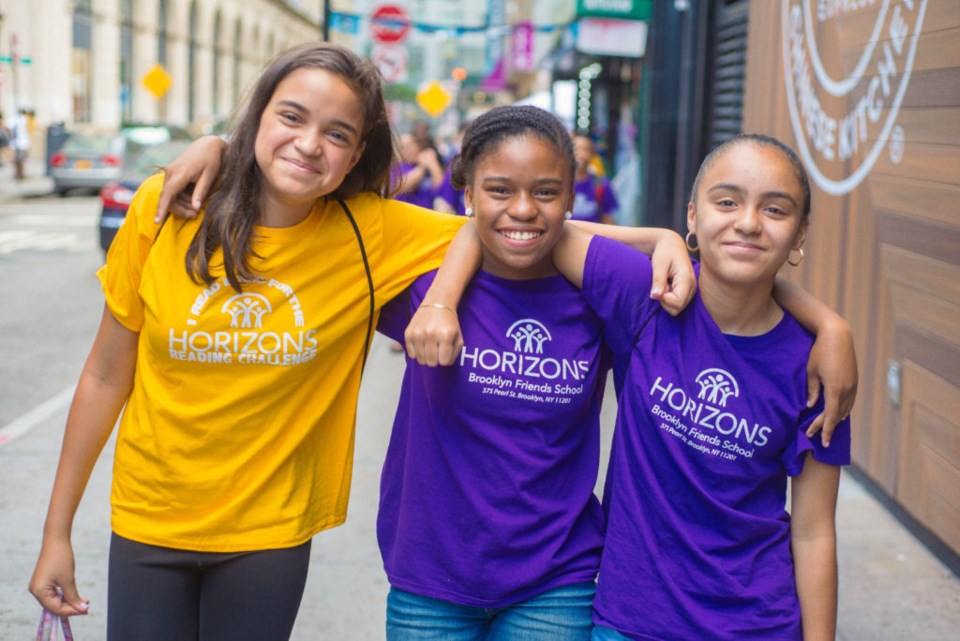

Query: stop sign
[371,4,411,44]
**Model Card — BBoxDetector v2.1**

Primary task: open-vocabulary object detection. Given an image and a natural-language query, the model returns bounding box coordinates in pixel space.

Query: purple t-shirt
[393,161,436,209]
[583,236,851,641]
[377,270,610,607]
[571,175,618,223]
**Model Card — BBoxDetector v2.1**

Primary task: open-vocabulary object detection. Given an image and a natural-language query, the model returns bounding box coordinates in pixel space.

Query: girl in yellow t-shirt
[28,42,472,641]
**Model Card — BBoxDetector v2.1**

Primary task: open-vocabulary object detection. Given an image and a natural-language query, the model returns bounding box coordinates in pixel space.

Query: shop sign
[512,21,535,72]
[781,0,928,195]
[576,0,652,21]
[576,18,647,58]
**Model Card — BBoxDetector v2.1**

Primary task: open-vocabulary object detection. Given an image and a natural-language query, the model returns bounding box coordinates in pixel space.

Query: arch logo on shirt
[648,367,772,461]
[572,191,600,219]
[167,277,318,366]
[460,317,590,405]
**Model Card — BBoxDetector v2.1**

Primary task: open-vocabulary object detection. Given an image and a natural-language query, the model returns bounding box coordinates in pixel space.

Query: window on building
[188,1,198,123]
[72,0,94,122]
[233,19,243,107]
[120,0,135,122]
[706,0,749,147]
[158,0,169,119]
[213,11,222,118]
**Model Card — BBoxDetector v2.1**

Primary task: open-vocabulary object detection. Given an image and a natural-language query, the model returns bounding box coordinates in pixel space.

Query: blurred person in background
[570,134,618,225]
[393,132,445,210]
[434,124,468,215]
[0,112,10,166]
[413,118,445,169]
[10,108,32,180]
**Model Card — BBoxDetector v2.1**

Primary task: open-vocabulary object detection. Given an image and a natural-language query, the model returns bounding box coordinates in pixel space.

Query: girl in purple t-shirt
[553,134,852,641]
[379,105,695,641]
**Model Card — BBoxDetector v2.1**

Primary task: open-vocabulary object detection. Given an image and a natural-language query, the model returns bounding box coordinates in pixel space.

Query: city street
[1,184,958,640]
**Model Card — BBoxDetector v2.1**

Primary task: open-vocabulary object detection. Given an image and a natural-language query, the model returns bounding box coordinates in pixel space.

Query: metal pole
[10,32,19,115]
[0,13,5,112]
[322,0,331,41]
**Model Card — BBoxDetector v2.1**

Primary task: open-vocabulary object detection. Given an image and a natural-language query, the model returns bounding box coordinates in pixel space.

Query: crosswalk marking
[10,214,99,227]
[0,230,90,254]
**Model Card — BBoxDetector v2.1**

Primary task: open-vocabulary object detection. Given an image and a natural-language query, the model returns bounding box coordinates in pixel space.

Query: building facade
[0,0,321,131]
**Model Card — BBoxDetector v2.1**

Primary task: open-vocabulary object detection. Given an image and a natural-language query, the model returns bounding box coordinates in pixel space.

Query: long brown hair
[186,42,395,292]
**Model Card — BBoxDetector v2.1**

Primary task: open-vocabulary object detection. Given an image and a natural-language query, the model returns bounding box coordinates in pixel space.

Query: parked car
[52,123,192,195]
[99,139,194,254]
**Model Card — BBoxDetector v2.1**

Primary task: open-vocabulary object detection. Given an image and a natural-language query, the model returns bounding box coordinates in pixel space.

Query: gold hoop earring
[788,247,804,266]
[685,231,699,252]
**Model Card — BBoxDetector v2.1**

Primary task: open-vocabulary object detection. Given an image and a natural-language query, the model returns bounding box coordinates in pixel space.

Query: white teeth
[501,230,541,241]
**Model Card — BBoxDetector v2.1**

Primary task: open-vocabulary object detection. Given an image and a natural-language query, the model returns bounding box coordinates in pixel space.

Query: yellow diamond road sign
[416,81,451,118]
[142,64,172,98]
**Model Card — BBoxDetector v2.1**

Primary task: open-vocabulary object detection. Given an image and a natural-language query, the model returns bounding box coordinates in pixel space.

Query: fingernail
[651,287,662,297]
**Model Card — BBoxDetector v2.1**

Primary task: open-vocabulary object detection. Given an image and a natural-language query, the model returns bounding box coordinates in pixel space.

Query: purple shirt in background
[571,175,618,223]
[583,236,851,641]
[435,166,466,215]
[393,161,437,209]
[377,270,610,607]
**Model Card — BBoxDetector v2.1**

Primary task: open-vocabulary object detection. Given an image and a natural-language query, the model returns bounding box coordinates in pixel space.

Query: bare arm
[154,135,228,223]
[29,307,139,617]
[396,164,428,194]
[773,279,858,446]
[791,454,841,641]
[563,221,696,316]
[419,148,445,187]
[433,196,456,214]
[403,220,482,366]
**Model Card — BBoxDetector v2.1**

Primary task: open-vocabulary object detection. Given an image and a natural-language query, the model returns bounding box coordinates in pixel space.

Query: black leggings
[107,532,311,641]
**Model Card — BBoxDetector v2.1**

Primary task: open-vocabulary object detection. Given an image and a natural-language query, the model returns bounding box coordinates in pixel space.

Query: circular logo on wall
[781,0,928,195]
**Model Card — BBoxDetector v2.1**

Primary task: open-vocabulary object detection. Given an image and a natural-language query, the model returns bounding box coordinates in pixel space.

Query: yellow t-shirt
[99,173,465,552]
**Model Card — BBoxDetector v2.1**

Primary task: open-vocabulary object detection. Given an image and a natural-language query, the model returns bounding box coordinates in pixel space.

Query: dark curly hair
[451,105,575,192]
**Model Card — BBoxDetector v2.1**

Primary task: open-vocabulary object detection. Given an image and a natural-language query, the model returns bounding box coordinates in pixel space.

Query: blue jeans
[590,624,630,641]
[386,581,596,641]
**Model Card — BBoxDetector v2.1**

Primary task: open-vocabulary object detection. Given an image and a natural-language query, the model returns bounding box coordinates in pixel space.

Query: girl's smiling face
[688,141,808,289]
[465,134,573,280]
[254,67,367,225]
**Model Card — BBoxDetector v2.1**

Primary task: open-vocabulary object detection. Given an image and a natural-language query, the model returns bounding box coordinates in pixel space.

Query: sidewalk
[0,157,54,201]
[833,466,960,640]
